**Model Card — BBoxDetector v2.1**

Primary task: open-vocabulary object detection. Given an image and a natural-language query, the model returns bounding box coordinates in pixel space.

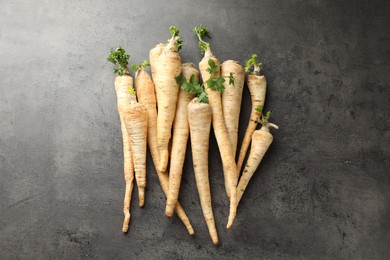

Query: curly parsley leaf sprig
[132,60,150,71]
[168,26,183,51]
[107,47,130,76]
[245,54,262,75]
[193,25,211,54]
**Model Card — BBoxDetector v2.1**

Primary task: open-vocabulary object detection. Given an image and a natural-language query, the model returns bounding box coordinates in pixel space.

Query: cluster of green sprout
[193,25,211,54]
[107,47,130,76]
[245,54,262,74]
[108,26,269,113]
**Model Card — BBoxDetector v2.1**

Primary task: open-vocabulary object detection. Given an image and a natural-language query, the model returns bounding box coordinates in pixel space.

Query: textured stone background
[1,0,389,259]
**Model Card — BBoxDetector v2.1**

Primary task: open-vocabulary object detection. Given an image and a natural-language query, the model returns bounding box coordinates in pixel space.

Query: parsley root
[195,25,237,228]
[165,63,199,217]
[237,113,278,204]
[188,98,219,245]
[155,27,183,173]
[107,47,135,233]
[221,60,245,194]
[133,62,159,172]
[237,54,267,172]
[134,62,194,235]
[123,89,148,208]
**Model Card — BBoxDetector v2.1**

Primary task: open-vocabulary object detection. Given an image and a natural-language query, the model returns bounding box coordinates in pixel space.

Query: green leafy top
[193,25,211,54]
[169,26,179,37]
[254,105,270,120]
[168,26,183,51]
[262,110,271,121]
[245,54,262,75]
[204,59,234,94]
[175,74,208,103]
[255,105,278,130]
[132,60,150,71]
[107,47,130,76]
[261,110,279,130]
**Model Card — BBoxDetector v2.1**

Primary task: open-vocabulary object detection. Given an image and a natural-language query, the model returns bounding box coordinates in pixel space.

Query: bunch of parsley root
[107,25,278,245]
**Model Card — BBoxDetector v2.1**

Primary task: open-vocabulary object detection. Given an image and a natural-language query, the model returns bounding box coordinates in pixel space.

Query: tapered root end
[138,189,145,208]
[181,216,195,236]
[226,219,232,229]
[226,213,237,228]
[212,238,219,245]
[165,205,175,218]
[226,201,237,228]
[122,215,130,233]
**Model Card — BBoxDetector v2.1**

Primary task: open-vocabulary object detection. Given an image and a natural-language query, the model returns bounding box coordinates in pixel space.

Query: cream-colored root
[221,60,245,196]
[135,68,194,235]
[236,75,267,172]
[155,39,182,173]
[123,103,148,208]
[115,74,135,233]
[120,116,134,233]
[188,98,219,245]
[237,124,275,204]
[199,49,237,229]
[165,63,199,217]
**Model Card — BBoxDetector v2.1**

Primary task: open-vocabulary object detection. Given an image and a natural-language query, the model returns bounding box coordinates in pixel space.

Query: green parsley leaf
[194,25,211,54]
[140,60,150,68]
[168,26,183,51]
[197,91,209,103]
[262,111,271,121]
[132,60,150,71]
[128,87,136,95]
[107,47,130,76]
[169,26,180,37]
[245,54,262,74]
[175,74,186,86]
[206,59,219,74]
[255,105,263,113]
[176,73,208,103]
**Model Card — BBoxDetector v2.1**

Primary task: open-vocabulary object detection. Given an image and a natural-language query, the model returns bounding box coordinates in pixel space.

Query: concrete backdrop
[1,0,389,259]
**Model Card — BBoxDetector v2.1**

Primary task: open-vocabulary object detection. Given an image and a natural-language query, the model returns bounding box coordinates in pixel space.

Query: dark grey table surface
[1,0,389,259]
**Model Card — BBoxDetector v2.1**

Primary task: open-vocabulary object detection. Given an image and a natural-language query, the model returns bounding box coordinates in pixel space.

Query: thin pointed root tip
[187,227,195,236]
[226,217,235,229]
[138,189,145,208]
[122,216,130,233]
[122,226,129,233]
[165,207,174,218]
[212,239,220,245]
[184,221,195,236]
